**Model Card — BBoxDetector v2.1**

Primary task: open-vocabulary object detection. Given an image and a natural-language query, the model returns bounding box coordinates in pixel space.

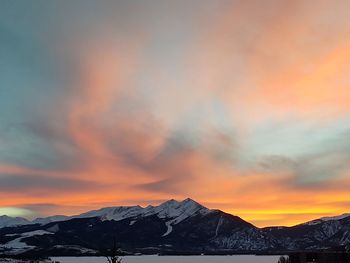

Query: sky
[1,0,350,227]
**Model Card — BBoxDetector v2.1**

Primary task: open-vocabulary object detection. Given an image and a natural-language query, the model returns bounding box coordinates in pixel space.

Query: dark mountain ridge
[0,198,349,256]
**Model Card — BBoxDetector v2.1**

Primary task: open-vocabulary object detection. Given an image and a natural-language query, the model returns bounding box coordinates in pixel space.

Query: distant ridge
[1,198,350,256]
[1,198,348,229]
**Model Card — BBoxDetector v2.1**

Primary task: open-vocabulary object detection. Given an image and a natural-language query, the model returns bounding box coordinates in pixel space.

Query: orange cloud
[2,0,350,227]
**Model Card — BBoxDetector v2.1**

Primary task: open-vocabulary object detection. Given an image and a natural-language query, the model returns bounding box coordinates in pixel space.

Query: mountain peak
[71,198,210,226]
[181,197,202,206]
[160,198,204,208]
[159,199,179,207]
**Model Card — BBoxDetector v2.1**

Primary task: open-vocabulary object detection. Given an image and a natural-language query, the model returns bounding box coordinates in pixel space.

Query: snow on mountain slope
[304,213,350,226]
[76,198,210,224]
[0,215,30,228]
[76,205,144,221]
[0,198,210,230]
[2,198,348,247]
[1,199,350,254]
[151,198,211,236]
[74,198,211,236]
[1,230,53,254]
[147,198,210,220]
[32,215,70,225]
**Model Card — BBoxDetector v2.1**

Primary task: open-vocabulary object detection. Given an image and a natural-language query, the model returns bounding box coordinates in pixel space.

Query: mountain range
[1,198,350,256]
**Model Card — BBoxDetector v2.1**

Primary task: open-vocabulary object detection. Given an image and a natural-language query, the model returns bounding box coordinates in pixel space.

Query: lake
[52,255,280,263]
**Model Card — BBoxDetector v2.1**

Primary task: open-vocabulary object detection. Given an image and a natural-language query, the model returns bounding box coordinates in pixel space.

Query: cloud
[136,177,185,194]
[0,173,101,193]
[1,0,350,227]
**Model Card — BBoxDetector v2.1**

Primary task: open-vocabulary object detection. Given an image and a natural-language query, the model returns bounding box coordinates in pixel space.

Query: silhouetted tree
[278,255,290,263]
[105,236,122,263]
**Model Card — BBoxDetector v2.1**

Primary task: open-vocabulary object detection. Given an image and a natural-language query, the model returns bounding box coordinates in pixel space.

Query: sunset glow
[1,0,350,227]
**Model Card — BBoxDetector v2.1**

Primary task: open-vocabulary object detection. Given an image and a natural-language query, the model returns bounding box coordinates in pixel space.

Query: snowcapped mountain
[262,214,350,251]
[75,198,211,236]
[77,198,209,220]
[1,198,209,229]
[0,215,30,228]
[32,215,70,225]
[1,198,269,255]
[76,205,144,221]
[0,198,350,256]
[303,213,350,226]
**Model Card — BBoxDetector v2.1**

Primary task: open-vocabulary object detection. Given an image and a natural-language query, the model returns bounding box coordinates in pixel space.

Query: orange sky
[1,0,350,227]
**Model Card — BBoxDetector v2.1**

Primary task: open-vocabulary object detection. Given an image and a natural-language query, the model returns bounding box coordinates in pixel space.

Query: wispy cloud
[1,0,350,226]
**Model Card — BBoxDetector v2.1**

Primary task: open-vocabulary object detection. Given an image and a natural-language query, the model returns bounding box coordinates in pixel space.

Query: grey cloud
[0,173,101,193]
[18,203,60,212]
[135,177,187,194]
[257,150,350,189]
[0,120,89,172]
